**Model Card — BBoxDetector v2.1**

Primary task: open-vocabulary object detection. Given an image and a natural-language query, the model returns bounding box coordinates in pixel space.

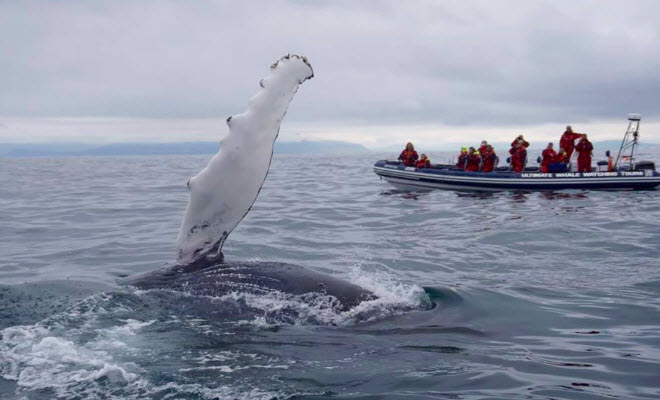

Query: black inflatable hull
[374,160,660,192]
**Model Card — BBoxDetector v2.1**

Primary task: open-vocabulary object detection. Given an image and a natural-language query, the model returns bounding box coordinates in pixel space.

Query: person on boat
[478,140,489,154]
[398,142,419,166]
[540,142,557,173]
[456,147,469,169]
[465,147,481,172]
[560,125,583,159]
[554,148,569,163]
[509,140,527,173]
[481,145,497,173]
[546,148,570,172]
[415,154,431,169]
[511,134,530,148]
[575,134,594,173]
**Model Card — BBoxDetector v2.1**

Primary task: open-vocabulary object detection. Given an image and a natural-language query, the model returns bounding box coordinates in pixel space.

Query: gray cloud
[1,0,659,130]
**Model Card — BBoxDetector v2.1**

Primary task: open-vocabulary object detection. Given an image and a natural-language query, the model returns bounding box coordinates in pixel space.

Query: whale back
[119,260,375,312]
[176,55,313,263]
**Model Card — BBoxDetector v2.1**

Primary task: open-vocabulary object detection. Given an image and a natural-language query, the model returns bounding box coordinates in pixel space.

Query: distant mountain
[0,143,97,157]
[82,142,219,156]
[0,140,368,157]
[274,140,368,154]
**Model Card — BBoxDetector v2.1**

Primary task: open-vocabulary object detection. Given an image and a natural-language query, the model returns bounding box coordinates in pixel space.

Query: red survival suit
[481,149,497,172]
[457,152,469,169]
[541,148,557,173]
[465,153,481,172]
[560,130,582,159]
[555,151,569,163]
[398,149,418,167]
[575,138,593,173]
[511,138,530,148]
[509,146,527,173]
[415,158,431,169]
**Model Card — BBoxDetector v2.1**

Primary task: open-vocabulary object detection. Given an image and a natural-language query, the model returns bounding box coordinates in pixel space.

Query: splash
[176,55,314,263]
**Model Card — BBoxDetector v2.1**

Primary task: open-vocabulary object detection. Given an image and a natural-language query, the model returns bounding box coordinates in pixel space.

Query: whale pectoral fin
[176,55,313,263]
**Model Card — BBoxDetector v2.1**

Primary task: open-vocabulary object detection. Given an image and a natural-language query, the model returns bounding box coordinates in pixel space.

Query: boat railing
[614,113,641,169]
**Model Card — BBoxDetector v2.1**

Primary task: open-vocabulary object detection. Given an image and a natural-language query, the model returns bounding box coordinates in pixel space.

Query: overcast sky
[1,0,659,147]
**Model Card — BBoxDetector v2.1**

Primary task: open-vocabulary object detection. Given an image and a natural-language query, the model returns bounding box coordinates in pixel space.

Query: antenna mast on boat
[614,113,641,169]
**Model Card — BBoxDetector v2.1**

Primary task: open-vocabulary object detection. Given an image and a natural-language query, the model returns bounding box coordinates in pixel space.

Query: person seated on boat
[509,140,527,173]
[465,147,481,172]
[511,134,530,148]
[575,134,594,173]
[398,142,419,167]
[554,148,569,163]
[480,145,497,173]
[415,154,431,169]
[456,147,469,169]
[546,148,569,172]
[540,142,557,173]
[478,140,489,154]
[560,125,583,159]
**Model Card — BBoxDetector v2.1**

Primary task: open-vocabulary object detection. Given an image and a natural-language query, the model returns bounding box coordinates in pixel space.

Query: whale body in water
[120,55,375,310]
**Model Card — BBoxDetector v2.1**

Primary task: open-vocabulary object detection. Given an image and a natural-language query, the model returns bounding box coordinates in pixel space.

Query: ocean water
[1,153,660,400]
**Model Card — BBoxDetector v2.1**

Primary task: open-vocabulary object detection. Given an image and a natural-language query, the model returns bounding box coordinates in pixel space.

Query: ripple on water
[1,154,660,399]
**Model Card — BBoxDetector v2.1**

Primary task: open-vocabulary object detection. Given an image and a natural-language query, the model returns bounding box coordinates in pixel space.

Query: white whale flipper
[176,54,314,263]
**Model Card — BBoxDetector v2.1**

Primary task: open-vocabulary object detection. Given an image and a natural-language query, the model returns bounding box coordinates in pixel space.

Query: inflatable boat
[374,114,660,192]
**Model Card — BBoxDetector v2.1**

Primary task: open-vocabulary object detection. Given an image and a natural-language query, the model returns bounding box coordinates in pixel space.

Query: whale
[119,259,375,312]
[120,55,376,310]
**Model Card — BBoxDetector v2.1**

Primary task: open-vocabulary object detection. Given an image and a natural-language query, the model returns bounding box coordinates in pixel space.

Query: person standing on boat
[509,140,527,173]
[398,142,418,167]
[478,140,489,154]
[511,135,529,148]
[456,147,469,169]
[415,154,431,169]
[575,134,594,173]
[540,142,557,173]
[560,125,583,159]
[481,145,497,173]
[465,147,481,172]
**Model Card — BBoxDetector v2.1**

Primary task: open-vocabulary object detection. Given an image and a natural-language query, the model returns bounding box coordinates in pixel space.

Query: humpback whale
[120,55,376,310]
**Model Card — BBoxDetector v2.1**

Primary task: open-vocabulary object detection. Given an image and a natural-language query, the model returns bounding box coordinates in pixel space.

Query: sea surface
[1,153,660,400]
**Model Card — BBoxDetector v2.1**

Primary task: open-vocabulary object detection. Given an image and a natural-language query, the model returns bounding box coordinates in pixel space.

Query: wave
[0,267,433,399]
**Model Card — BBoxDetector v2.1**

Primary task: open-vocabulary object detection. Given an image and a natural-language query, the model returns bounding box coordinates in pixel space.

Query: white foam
[341,266,432,321]
[176,54,313,262]
[0,295,161,399]
[0,325,139,394]
[0,316,294,400]
[105,319,156,336]
[200,266,430,327]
